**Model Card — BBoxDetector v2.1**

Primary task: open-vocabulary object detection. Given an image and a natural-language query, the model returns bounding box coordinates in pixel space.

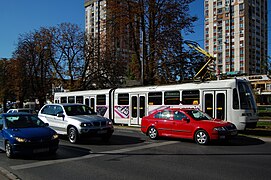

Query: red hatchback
[141,108,237,145]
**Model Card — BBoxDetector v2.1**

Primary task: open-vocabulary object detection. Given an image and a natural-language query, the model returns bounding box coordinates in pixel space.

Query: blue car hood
[5,127,56,139]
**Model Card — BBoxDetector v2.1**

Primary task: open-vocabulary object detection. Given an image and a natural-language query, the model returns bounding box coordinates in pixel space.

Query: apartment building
[204,0,268,75]
[84,0,141,86]
[85,0,106,38]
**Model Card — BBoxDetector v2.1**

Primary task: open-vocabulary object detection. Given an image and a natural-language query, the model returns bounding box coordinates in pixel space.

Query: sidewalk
[259,118,271,122]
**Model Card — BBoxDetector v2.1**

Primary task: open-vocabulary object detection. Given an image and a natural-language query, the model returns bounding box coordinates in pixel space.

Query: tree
[106,0,198,85]
[14,28,53,107]
[0,59,16,112]
[50,23,85,91]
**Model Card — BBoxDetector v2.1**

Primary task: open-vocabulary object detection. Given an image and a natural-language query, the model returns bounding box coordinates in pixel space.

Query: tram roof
[114,78,247,93]
[54,78,249,96]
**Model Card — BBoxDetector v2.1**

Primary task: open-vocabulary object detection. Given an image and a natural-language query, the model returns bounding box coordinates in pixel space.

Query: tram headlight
[213,127,226,132]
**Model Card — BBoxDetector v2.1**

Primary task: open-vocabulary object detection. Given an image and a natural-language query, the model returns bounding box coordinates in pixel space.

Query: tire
[68,126,79,144]
[148,126,158,140]
[5,141,14,158]
[194,130,209,145]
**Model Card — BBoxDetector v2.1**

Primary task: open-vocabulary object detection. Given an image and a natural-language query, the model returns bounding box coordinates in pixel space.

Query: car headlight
[80,123,92,127]
[52,134,59,140]
[15,137,29,143]
[213,127,226,132]
[107,119,113,125]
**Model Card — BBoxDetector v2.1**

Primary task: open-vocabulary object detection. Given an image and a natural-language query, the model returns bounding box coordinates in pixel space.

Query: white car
[38,103,114,143]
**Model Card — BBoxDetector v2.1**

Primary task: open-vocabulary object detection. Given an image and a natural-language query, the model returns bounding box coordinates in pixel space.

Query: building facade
[84,0,141,86]
[85,0,106,38]
[204,0,268,75]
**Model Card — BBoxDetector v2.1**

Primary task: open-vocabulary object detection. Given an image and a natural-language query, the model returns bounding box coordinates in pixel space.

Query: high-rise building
[84,0,141,86]
[85,0,106,38]
[204,0,268,75]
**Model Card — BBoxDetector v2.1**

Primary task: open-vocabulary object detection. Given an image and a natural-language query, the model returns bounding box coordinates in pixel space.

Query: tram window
[76,96,83,104]
[216,93,225,120]
[60,97,67,103]
[85,98,90,107]
[205,94,213,117]
[140,96,146,118]
[68,96,75,103]
[182,90,200,105]
[97,95,106,105]
[90,98,95,110]
[148,92,162,105]
[238,82,252,109]
[233,88,239,109]
[164,91,180,105]
[118,93,129,105]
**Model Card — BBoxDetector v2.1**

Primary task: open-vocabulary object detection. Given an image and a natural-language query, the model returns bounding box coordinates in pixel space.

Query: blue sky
[0,0,270,60]
[0,0,85,58]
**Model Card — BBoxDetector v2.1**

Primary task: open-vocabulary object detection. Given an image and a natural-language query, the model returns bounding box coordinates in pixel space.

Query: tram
[54,78,258,130]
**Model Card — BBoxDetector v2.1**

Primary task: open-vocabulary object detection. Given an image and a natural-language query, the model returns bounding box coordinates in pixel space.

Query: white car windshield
[64,105,96,116]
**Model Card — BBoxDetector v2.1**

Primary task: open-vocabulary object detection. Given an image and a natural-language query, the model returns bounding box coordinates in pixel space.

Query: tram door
[203,91,226,120]
[84,97,95,111]
[130,94,146,125]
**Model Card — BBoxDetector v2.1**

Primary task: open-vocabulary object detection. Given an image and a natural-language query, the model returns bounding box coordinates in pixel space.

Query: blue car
[0,113,59,158]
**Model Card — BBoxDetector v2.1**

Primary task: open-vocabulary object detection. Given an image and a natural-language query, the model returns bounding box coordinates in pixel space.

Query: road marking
[10,141,178,170]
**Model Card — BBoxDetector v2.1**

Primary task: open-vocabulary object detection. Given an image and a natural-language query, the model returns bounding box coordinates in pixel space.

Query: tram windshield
[238,81,257,111]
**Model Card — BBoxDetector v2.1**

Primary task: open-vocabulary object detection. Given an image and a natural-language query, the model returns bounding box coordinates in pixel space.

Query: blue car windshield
[5,115,46,129]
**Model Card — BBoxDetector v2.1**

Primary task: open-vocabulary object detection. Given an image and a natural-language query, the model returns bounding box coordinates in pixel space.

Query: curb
[256,136,271,143]
[0,167,20,180]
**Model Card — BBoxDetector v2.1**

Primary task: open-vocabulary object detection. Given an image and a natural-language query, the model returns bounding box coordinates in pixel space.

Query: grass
[256,121,271,129]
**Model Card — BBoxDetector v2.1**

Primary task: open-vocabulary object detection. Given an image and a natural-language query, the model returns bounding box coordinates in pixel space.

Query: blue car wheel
[5,141,14,158]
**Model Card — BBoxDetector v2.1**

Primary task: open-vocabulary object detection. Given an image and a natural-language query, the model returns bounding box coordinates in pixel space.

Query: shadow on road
[59,134,145,146]
[220,135,266,146]
[2,134,145,160]
[157,135,266,146]
[10,144,91,160]
[242,128,271,137]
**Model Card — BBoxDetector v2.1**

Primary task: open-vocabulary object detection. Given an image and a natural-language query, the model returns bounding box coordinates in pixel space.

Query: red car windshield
[185,110,212,121]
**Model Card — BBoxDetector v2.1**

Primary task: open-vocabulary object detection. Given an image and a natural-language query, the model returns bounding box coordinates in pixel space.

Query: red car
[141,108,237,145]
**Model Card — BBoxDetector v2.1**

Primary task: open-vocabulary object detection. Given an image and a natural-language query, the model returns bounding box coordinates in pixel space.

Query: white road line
[10,141,178,170]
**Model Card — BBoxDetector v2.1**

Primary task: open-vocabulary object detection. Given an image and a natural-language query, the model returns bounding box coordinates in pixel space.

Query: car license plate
[231,131,237,135]
[98,130,107,134]
[33,148,49,153]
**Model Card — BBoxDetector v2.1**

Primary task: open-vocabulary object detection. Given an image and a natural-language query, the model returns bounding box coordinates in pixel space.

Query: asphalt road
[1,127,271,180]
